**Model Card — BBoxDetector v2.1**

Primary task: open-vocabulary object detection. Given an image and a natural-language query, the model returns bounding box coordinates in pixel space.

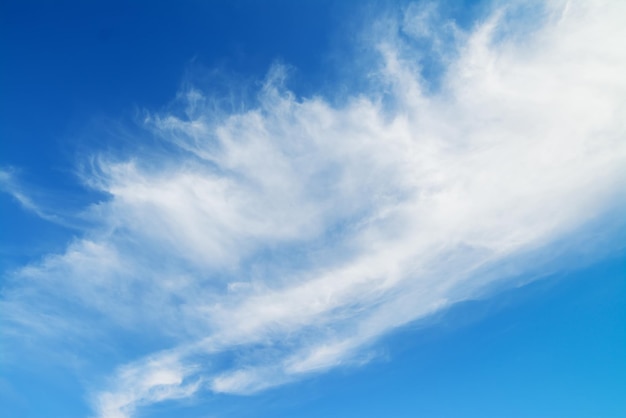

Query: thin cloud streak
[0,169,66,225]
[1,1,625,417]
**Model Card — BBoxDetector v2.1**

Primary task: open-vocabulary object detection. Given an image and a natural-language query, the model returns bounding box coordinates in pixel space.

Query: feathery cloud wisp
[2,1,625,417]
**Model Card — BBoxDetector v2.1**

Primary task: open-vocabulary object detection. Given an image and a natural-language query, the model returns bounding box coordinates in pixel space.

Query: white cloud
[0,169,64,224]
[94,354,201,418]
[2,1,626,417]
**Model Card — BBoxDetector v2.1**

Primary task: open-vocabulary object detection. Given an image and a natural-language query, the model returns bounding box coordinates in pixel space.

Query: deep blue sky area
[1,1,624,418]
[1,0,355,268]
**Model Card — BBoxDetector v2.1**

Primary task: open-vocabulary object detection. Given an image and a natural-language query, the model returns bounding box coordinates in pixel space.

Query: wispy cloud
[0,169,63,224]
[0,168,94,232]
[2,1,625,417]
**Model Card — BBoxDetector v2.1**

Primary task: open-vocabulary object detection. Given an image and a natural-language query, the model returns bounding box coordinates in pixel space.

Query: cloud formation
[2,1,625,417]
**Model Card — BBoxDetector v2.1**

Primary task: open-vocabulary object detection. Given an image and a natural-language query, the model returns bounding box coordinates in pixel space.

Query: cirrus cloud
[2,1,625,417]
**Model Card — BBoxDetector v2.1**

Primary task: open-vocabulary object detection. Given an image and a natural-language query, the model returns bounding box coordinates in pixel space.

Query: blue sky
[1,1,625,418]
